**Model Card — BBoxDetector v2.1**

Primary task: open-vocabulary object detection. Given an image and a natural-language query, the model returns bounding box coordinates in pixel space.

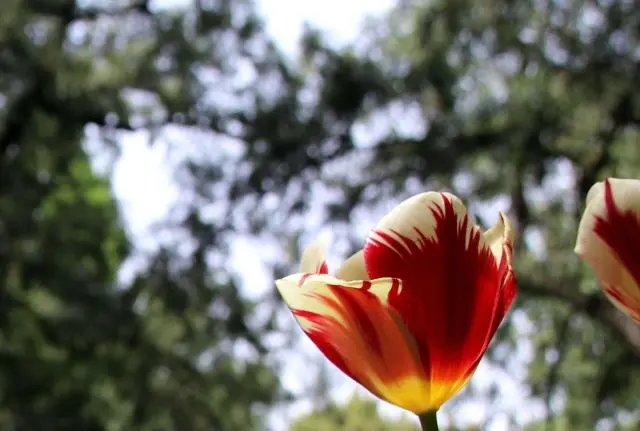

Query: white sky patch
[257,0,395,55]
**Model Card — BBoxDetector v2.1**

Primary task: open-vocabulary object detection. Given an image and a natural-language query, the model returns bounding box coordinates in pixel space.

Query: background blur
[0,0,638,430]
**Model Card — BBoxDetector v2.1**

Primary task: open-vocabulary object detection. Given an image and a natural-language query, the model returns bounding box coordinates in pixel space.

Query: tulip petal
[483,213,518,337]
[363,192,514,399]
[335,250,369,281]
[483,213,515,267]
[299,240,329,274]
[276,274,448,413]
[575,178,640,322]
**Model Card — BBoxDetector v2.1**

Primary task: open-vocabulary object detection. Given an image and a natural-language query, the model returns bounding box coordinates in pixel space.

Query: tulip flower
[275,192,517,429]
[575,177,640,323]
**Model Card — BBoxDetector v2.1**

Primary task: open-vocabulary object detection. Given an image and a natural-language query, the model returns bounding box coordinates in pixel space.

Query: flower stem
[418,410,439,431]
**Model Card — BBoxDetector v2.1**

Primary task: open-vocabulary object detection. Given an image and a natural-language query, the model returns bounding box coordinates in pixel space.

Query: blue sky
[95,1,550,429]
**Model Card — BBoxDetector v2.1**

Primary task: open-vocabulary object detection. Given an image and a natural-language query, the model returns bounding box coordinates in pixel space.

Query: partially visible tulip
[275,192,517,427]
[575,177,640,323]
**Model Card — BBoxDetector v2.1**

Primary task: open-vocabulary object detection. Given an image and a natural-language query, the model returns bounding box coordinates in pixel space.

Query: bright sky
[93,1,548,429]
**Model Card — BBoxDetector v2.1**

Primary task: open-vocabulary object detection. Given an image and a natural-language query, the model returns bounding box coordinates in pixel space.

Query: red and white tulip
[575,177,640,323]
[276,192,517,414]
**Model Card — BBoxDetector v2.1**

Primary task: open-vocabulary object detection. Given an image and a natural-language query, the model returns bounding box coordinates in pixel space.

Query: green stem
[418,410,439,431]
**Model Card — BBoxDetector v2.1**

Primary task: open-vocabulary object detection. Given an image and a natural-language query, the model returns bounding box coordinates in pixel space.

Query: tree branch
[520,279,640,359]
[574,90,632,218]
[543,314,571,431]
[25,0,151,21]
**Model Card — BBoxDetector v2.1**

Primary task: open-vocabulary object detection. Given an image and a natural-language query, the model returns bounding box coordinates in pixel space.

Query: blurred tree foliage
[240,0,639,429]
[290,395,640,431]
[0,0,282,429]
[289,395,489,431]
[289,395,420,431]
[1,0,639,430]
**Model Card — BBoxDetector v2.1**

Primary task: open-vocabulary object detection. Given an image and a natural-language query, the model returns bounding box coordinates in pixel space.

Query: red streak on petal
[297,274,311,287]
[290,283,419,394]
[603,284,640,323]
[317,261,329,274]
[487,266,517,340]
[364,193,512,381]
[293,285,383,363]
[593,178,640,287]
[293,308,355,377]
[604,285,626,305]
[297,260,329,287]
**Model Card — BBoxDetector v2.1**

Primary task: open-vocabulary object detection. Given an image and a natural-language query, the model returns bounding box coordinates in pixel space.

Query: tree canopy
[0,0,282,429]
[289,395,420,431]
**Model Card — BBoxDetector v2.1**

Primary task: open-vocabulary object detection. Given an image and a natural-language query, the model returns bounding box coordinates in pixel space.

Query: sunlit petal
[483,213,518,337]
[363,192,515,400]
[276,274,443,412]
[335,250,369,281]
[299,239,328,274]
[482,213,515,267]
